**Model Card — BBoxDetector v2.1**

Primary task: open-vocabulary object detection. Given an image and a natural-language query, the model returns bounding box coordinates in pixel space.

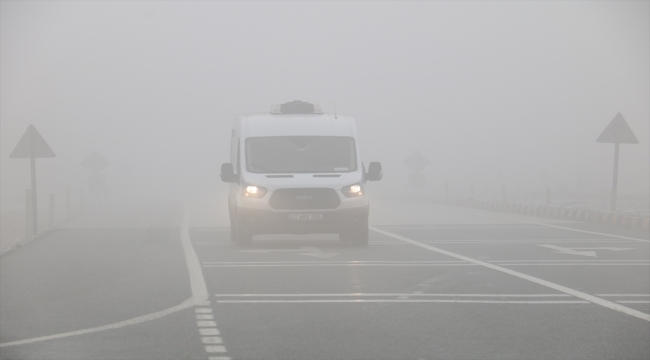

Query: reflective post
[49,193,55,231]
[66,186,72,221]
[30,155,38,235]
[79,187,85,215]
[610,142,620,212]
[25,189,33,240]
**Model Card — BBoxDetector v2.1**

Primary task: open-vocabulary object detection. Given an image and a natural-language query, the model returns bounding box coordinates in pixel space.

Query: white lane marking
[0,204,211,348]
[618,301,650,304]
[196,314,214,320]
[209,357,232,360]
[242,246,339,258]
[494,260,648,263]
[437,208,650,243]
[191,228,230,232]
[203,260,467,264]
[181,204,209,304]
[206,345,227,353]
[198,321,217,327]
[370,226,650,322]
[0,297,198,348]
[421,240,643,244]
[203,263,476,267]
[214,293,570,297]
[202,337,223,344]
[498,264,649,266]
[195,308,213,313]
[538,244,635,257]
[596,294,650,297]
[216,299,588,304]
[200,328,221,335]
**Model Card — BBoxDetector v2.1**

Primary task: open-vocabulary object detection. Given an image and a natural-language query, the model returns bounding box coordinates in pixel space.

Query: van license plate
[289,214,323,221]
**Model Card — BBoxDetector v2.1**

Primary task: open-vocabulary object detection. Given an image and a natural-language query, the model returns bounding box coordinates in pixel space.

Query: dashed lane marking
[370,226,650,322]
[194,307,231,360]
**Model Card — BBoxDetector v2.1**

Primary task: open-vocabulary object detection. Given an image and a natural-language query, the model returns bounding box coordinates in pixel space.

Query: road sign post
[10,125,56,236]
[403,151,430,194]
[596,113,638,212]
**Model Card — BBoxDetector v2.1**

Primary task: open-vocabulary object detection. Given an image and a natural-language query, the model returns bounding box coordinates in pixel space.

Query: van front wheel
[235,224,253,247]
[339,224,369,247]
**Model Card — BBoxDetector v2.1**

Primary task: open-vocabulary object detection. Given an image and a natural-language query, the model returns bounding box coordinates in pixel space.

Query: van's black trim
[269,188,341,210]
[235,206,369,235]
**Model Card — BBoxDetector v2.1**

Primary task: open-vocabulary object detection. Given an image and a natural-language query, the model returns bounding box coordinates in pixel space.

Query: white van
[220,100,383,247]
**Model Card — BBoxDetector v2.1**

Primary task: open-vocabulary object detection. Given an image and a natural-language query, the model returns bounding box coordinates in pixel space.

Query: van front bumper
[235,206,369,235]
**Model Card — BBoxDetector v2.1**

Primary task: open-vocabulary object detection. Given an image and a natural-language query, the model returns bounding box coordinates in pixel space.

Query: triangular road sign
[403,151,430,173]
[9,125,56,158]
[81,152,110,174]
[596,113,639,144]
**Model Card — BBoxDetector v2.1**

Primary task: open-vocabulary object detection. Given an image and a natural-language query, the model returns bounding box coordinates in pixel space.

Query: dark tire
[229,214,237,242]
[339,223,369,247]
[235,223,253,247]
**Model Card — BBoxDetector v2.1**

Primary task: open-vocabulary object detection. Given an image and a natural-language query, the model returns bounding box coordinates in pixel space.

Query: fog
[2,1,649,212]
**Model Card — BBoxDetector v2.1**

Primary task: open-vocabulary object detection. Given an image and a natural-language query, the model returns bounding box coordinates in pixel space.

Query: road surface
[1,195,649,360]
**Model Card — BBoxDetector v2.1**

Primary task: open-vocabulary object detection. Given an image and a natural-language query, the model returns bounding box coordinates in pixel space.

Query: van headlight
[243,183,267,198]
[341,183,364,198]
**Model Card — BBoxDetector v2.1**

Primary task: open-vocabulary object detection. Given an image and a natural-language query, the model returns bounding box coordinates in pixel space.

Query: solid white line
[496,264,649,266]
[202,260,467,264]
[421,240,642,244]
[370,226,650,322]
[617,301,650,304]
[181,204,209,304]
[0,204,211,348]
[203,263,476,267]
[493,260,648,263]
[214,293,570,297]
[216,299,588,304]
[437,208,650,243]
[596,294,650,297]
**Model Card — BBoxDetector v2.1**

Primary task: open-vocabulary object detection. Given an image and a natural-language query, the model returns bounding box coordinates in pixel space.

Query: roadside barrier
[428,196,649,232]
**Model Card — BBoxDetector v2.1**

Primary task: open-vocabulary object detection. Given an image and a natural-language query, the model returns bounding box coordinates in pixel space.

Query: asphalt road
[1,195,649,360]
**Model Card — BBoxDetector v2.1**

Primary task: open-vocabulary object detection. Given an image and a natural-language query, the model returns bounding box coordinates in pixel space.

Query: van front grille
[268,188,341,210]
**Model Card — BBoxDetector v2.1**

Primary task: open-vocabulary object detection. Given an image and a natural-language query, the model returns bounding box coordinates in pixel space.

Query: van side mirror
[366,162,383,181]
[220,163,236,183]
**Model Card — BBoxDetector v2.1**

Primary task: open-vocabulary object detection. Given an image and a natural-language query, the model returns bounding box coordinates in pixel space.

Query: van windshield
[246,136,357,173]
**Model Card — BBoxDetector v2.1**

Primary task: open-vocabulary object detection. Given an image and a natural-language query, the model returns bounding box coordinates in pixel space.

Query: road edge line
[370,226,650,322]
[181,203,209,303]
[0,297,198,348]
[0,204,209,348]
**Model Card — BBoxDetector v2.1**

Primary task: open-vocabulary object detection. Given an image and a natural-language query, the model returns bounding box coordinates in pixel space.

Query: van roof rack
[270,100,324,114]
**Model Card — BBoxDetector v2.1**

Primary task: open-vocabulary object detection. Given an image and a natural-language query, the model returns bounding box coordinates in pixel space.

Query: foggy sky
[1,1,649,210]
